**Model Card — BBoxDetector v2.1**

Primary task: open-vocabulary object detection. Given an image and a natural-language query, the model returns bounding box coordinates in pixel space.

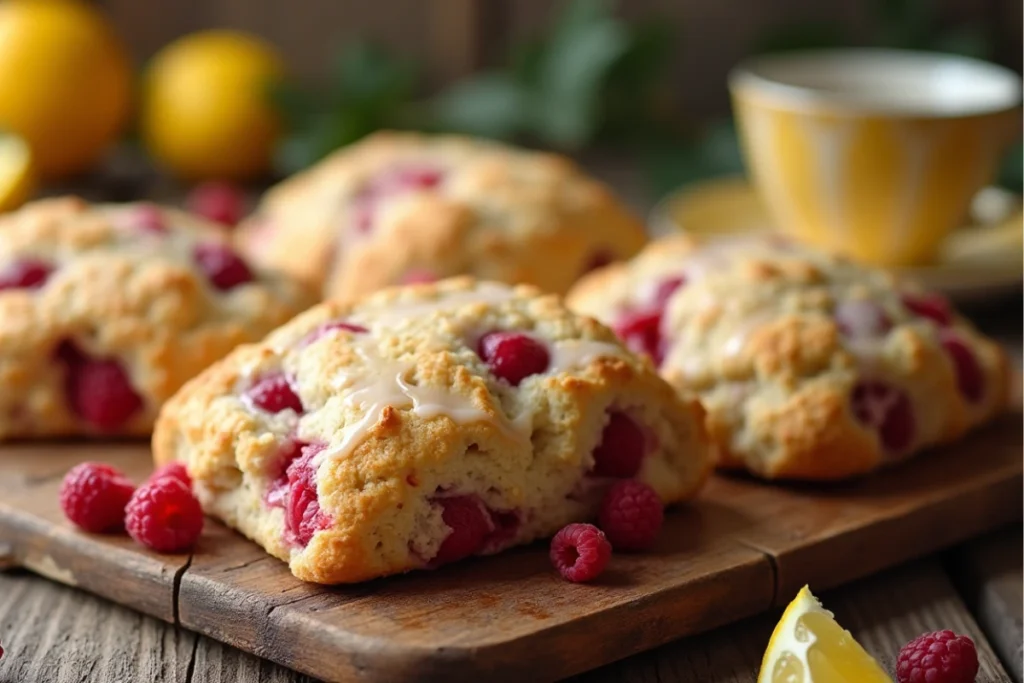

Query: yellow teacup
[730,49,1021,267]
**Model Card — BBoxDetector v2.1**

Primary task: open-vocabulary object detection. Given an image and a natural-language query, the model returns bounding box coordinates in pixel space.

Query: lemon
[0,133,37,212]
[0,0,131,178]
[664,176,772,236]
[759,586,893,683]
[141,30,284,181]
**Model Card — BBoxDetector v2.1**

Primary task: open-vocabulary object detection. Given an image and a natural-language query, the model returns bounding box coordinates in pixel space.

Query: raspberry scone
[235,131,647,299]
[0,197,315,439]
[153,278,711,584]
[567,235,1010,480]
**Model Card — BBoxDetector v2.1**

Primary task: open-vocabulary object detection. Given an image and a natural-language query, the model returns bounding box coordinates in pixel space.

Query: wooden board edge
[0,501,184,623]
[763,473,1023,604]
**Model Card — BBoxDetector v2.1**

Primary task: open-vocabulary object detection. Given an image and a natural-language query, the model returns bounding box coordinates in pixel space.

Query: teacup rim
[729,48,1023,118]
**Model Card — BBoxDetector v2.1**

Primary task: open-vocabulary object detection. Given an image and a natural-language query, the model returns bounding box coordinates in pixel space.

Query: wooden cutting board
[1,414,1021,683]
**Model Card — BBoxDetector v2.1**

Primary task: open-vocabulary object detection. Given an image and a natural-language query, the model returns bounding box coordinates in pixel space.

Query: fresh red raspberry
[299,320,368,347]
[128,204,167,235]
[59,462,136,533]
[186,181,245,227]
[149,462,192,488]
[598,479,664,551]
[432,496,492,565]
[477,331,550,386]
[835,299,892,339]
[896,630,978,683]
[940,332,984,403]
[653,275,686,306]
[60,348,144,432]
[592,412,647,478]
[193,243,254,290]
[245,374,303,414]
[125,477,204,553]
[284,443,330,547]
[264,439,307,507]
[902,292,952,327]
[550,523,611,583]
[851,381,916,453]
[613,309,662,361]
[0,258,53,291]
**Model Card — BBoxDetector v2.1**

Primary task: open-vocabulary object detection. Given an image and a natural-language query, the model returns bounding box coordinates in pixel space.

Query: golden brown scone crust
[154,278,711,584]
[236,131,647,298]
[0,197,315,439]
[567,235,1009,480]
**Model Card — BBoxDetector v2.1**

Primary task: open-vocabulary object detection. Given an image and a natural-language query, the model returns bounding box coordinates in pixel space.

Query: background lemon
[141,30,285,181]
[0,0,132,179]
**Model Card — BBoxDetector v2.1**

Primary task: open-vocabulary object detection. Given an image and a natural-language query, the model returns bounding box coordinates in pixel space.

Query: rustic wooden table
[0,155,1020,682]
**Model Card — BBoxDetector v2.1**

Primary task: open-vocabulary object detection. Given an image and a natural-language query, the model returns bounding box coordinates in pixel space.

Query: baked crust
[0,197,315,438]
[153,278,711,583]
[236,131,647,298]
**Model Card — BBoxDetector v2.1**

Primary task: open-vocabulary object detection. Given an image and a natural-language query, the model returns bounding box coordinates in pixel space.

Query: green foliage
[431,0,671,149]
[270,42,416,174]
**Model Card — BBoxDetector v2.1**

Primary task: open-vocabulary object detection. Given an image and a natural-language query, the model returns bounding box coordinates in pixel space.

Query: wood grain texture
[945,525,1024,682]
[713,413,1024,603]
[573,557,1015,683]
[0,414,1019,682]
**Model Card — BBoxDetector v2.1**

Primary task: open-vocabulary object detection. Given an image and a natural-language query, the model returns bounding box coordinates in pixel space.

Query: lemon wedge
[0,133,36,212]
[663,176,772,236]
[758,586,893,683]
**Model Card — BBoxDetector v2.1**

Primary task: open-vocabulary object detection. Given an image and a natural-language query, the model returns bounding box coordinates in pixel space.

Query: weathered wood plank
[574,558,1016,683]
[946,525,1024,683]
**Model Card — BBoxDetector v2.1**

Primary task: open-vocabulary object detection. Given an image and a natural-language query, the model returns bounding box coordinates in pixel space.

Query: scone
[153,278,711,584]
[568,234,1010,480]
[0,197,315,439]
[235,131,647,299]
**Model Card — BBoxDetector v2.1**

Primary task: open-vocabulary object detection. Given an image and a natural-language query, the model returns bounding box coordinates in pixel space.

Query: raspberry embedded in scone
[235,131,648,299]
[567,234,1010,480]
[0,197,315,439]
[153,278,711,584]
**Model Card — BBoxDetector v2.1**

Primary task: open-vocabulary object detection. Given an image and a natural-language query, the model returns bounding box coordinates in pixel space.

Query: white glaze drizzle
[548,339,625,373]
[356,282,519,329]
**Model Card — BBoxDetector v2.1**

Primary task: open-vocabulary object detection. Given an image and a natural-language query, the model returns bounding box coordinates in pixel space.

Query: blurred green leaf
[431,75,530,139]
[928,23,993,60]
[641,119,747,198]
[331,42,415,106]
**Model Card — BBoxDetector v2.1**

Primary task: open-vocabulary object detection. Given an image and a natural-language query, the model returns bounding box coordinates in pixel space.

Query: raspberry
[940,332,984,403]
[897,630,978,683]
[125,477,204,553]
[149,462,192,488]
[245,374,303,414]
[592,412,647,478]
[186,181,245,227]
[193,243,254,290]
[851,381,915,453]
[432,496,492,565]
[299,320,368,347]
[399,269,437,285]
[352,165,444,233]
[903,293,952,327]
[59,462,136,533]
[550,523,611,582]
[835,299,892,339]
[598,480,664,551]
[614,308,671,365]
[59,345,144,432]
[653,275,686,306]
[284,443,330,547]
[127,204,167,235]
[477,331,550,386]
[0,258,53,291]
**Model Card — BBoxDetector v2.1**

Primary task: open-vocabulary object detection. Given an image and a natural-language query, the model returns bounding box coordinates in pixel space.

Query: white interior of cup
[730,49,1023,116]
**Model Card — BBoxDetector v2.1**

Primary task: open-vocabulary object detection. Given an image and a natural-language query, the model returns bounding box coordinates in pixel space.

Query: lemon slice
[0,133,36,212]
[662,176,772,237]
[758,586,893,683]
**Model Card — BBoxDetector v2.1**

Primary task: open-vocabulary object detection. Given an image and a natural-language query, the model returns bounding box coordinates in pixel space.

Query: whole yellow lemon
[0,0,132,178]
[142,31,285,181]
